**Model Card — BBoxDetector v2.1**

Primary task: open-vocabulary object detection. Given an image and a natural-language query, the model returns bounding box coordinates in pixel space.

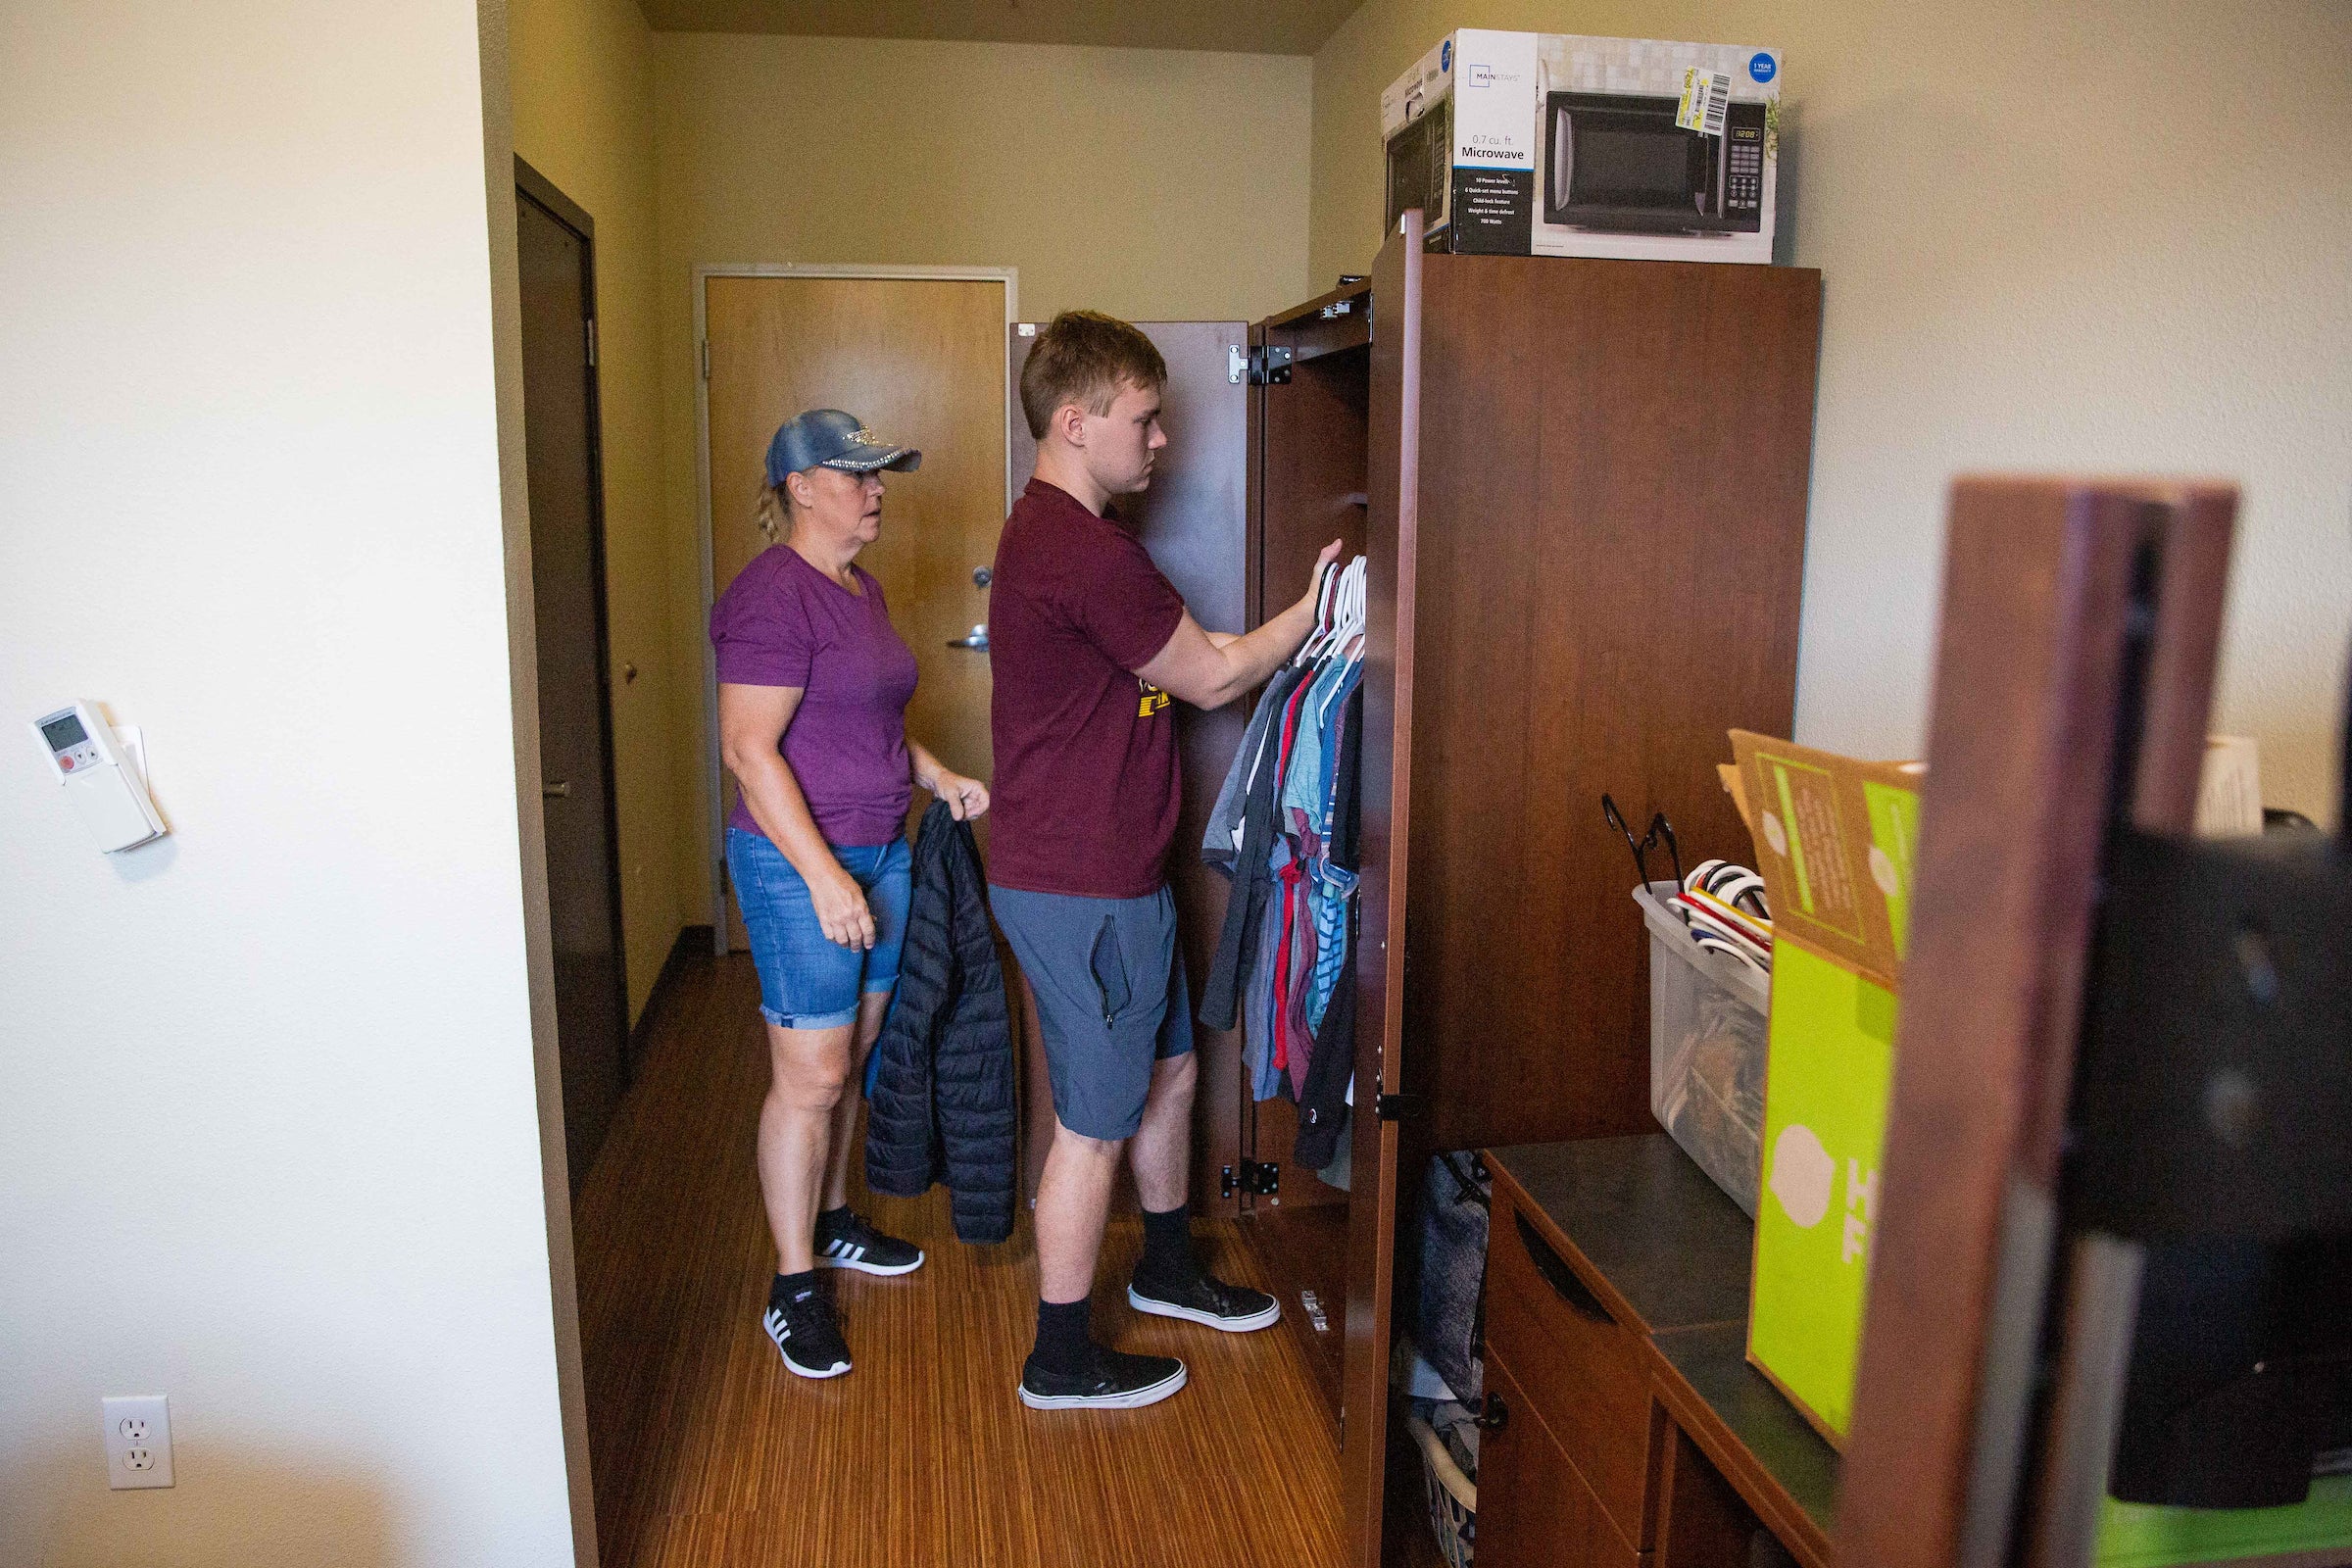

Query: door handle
[1514,1210,1612,1325]
[947,623,990,652]
[543,781,570,798]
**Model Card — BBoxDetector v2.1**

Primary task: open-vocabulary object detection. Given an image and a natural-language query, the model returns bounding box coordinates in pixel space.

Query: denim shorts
[726,827,911,1030]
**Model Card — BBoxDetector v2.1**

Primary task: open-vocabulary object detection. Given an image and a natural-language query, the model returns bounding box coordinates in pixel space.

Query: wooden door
[703,276,1007,949]
[517,167,629,1195]
[1005,319,1252,1214]
[1402,252,1822,1156]
[1343,217,1425,1568]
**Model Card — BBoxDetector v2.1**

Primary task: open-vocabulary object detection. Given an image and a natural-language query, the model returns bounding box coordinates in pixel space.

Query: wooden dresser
[1483,1136,1840,1568]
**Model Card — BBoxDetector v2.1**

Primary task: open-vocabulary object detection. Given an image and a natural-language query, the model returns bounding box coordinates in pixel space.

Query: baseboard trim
[629,924,714,1071]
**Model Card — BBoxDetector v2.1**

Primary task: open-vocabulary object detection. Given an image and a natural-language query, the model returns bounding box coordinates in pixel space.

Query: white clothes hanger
[1328,557,1366,658]
[1296,561,1344,666]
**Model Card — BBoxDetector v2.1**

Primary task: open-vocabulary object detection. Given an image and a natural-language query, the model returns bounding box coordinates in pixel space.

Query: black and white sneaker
[1018,1345,1189,1411]
[763,1278,852,1379]
[1127,1270,1282,1333]
[814,1210,924,1276]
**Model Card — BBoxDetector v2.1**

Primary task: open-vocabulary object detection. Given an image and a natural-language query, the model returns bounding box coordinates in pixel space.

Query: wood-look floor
[574,950,1348,1568]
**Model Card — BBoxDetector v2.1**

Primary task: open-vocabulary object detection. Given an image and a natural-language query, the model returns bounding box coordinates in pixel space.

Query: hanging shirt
[1203,664,1308,873]
[1279,659,1346,830]
[1246,841,1288,1102]
[1307,859,1359,1033]
[1312,661,1365,838]
[1282,863,1320,1102]
[1201,672,1303,1030]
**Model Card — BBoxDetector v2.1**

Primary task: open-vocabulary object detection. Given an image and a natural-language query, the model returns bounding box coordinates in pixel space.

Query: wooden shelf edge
[1645,1338,1837,1568]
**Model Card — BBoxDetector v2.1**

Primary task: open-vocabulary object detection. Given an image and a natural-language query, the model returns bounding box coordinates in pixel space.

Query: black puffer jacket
[863,801,1016,1243]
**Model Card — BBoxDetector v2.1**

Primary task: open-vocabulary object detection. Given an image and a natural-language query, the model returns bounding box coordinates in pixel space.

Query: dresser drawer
[1478,1352,1645,1568]
[1484,1191,1659,1547]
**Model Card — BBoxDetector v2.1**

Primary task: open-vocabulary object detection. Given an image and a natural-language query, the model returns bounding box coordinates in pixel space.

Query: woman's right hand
[810,868,877,951]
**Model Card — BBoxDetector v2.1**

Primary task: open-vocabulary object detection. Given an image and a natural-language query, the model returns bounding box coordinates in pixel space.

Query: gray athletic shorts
[990,884,1195,1142]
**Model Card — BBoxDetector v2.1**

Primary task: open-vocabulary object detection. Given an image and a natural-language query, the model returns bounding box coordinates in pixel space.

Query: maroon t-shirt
[988,478,1187,898]
[710,547,918,847]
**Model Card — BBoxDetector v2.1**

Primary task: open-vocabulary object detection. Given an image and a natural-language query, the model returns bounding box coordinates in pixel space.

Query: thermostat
[30,702,167,853]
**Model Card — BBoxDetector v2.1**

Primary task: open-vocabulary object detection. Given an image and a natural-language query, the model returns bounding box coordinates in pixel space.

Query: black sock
[771,1267,819,1307]
[1139,1202,1199,1284]
[1034,1297,1094,1374]
[814,1204,854,1240]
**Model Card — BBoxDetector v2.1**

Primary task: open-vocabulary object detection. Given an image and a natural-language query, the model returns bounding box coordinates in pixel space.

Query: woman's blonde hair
[754,477,797,545]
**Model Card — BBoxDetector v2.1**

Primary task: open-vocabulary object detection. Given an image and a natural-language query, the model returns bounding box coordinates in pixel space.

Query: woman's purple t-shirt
[710,546,918,847]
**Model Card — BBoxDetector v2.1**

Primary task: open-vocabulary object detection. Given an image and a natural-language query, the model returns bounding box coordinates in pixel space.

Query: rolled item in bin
[1685,915,1770,975]
[1678,886,1773,948]
[1674,894,1772,973]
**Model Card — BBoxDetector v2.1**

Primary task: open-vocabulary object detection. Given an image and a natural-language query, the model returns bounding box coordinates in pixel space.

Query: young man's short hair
[1018,311,1167,441]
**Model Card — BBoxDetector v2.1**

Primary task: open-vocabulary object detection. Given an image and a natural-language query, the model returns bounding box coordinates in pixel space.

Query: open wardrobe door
[1343,214,1424,1568]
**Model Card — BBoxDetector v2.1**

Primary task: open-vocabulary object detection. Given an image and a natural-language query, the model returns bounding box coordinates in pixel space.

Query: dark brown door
[1345,219,1423,1568]
[1007,320,1252,1214]
[516,164,629,1196]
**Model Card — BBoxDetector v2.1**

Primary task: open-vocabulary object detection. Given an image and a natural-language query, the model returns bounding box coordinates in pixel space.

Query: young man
[990,311,1341,1409]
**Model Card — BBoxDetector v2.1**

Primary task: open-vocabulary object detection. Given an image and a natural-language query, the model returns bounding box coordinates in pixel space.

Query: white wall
[1312,0,2352,817]
[0,3,584,1564]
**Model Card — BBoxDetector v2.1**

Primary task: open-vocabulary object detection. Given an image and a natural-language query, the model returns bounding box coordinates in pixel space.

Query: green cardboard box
[1748,939,1897,1441]
[1731,733,1919,1446]
[1732,732,2352,1564]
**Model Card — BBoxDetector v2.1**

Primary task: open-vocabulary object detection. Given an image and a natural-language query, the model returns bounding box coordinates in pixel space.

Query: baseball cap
[764,409,922,486]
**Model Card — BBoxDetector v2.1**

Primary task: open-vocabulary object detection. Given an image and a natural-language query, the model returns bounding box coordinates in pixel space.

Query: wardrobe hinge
[1247,345,1293,386]
[1220,1160,1281,1198]
[699,339,710,381]
[584,317,597,368]
[1374,1091,1419,1122]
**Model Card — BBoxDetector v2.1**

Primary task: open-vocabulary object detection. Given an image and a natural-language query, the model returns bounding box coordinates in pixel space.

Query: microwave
[1544,91,1768,236]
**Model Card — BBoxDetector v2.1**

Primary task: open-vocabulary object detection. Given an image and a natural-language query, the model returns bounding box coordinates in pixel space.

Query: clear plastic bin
[1635,882,1770,1216]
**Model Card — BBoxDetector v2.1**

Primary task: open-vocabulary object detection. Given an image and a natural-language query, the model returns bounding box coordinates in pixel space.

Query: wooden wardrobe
[1003,220,1821,1562]
[1234,217,1825,1566]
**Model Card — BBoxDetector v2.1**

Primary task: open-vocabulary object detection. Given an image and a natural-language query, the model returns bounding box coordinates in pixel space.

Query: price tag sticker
[1676,67,1730,137]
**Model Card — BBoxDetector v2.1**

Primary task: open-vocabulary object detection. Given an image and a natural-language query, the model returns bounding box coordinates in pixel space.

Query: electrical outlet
[101,1396,173,1490]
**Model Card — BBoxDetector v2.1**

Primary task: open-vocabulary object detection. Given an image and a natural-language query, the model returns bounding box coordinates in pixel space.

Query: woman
[710,407,989,1381]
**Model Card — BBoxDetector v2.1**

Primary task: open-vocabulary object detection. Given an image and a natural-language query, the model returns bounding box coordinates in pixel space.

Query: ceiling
[635,0,1367,56]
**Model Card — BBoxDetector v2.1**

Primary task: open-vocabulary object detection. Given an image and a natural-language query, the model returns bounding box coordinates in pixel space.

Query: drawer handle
[1476,1392,1508,1431]
[1514,1210,1613,1325]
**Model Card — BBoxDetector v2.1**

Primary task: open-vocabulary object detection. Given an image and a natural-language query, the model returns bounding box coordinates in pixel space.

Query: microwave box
[1382,29,1783,265]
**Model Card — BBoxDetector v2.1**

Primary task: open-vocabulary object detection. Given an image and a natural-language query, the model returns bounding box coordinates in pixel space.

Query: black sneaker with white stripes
[1126,1268,1282,1333]
[764,1276,852,1380]
[813,1208,924,1276]
[1018,1345,1189,1411]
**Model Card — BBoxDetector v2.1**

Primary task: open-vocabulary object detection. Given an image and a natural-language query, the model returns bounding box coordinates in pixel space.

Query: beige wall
[653,32,1315,915]
[509,0,678,1018]
[0,1,585,1563]
[1313,0,2352,819]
